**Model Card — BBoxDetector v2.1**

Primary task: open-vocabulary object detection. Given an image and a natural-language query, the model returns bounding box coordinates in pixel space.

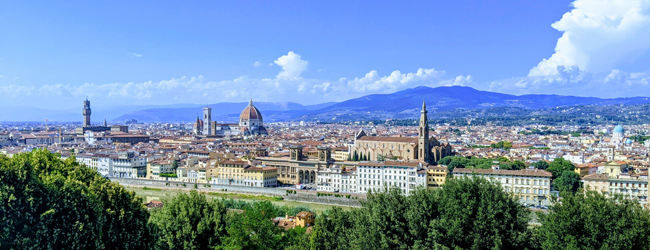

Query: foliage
[159,173,177,178]
[0,149,155,249]
[219,201,286,250]
[491,141,513,150]
[552,171,581,193]
[310,178,532,249]
[532,161,550,170]
[536,191,650,249]
[150,190,228,250]
[546,158,576,179]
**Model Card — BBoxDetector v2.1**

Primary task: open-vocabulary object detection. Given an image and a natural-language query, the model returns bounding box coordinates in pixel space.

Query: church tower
[418,101,429,162]
[203,106,212,135]
[83,98,92,127]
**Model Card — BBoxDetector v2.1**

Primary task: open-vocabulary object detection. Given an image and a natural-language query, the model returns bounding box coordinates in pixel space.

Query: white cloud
[253,61,261,67]
[274,51,308,80]
[129,52,143,58]
[346,68,448,92]
[529,0,650,76]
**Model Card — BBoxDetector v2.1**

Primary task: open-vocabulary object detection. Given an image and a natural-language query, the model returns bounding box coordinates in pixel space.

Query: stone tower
[418,100,429,162]
[203,106,212,135]
[83,98,92,127]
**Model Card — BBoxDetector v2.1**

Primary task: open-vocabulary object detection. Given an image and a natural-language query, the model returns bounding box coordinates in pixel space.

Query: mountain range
[112,86,650,123]
[5,86,649,123]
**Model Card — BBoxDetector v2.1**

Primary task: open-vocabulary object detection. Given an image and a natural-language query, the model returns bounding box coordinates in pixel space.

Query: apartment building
[453,167,553,206]
[357,161,427,195]
[317,165,358,193]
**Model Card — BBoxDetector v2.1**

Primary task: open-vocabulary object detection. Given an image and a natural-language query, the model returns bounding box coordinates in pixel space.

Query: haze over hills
[113,102,336,123]
[110,86,650,123]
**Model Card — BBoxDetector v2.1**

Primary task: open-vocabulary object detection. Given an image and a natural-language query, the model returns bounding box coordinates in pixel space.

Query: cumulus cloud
[274,51,308,80]
[529,0,650,76]
[346,68,451,92]
[253,61,261,67]
[0,64,474,109]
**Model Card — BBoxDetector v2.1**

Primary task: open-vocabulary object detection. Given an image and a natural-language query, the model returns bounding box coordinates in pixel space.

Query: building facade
[453,167,553,206]
[350,101,452,164]
[356,161,427,195]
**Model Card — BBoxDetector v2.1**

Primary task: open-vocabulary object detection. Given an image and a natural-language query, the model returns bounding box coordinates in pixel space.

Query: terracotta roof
[582,173,609,181]
[453,168,552,177]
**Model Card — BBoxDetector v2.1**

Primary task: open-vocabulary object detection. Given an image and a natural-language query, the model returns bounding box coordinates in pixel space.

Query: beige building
[582,173,610,193]
[453,167,553,206]
[427,166,448,189]
[350,101,452,164]
[260,146,357,186]
[583,173,649,204]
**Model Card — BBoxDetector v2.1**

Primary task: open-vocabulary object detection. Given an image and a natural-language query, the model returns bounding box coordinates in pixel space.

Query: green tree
[420,177,532,249]
[537,191,650,249]
[546,158,576,179]
[150,190,228,250]
[532,161,550,170]
[512,160,527,170]
[334,178,532,250]
[0,149,154,249]
[220,201,284,250]
[309,207,353,250]
[552,171,581,193]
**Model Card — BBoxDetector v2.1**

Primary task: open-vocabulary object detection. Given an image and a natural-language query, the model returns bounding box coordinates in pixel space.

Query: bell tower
[203,106,212,135]
[83,98,91,127]
[418,100,429,162]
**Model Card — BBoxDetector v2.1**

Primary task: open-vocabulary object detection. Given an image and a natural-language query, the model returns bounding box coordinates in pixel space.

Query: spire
[422,100,426,112]
[249,98,253,106]
[103,118,107,127]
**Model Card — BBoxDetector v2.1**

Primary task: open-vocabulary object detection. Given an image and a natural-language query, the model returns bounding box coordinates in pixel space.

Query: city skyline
[2,0,650,110]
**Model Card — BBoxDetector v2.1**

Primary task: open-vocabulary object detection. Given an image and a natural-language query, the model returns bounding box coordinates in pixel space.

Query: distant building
[193,99,268,136]
[350,101,452,164]
[75,98,127,135]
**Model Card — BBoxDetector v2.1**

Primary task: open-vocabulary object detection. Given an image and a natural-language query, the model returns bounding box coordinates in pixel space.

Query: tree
[335,178,532,249]
[532,161,550,170]
[220,201,284,250]
[512,160,527,170]
[0,149,155,249]
[536,191,650,249]
[546,158,575,179]
[150,190,228,250]
[309,207,353,250]
[420,177,532,249]
[552,171,581,193]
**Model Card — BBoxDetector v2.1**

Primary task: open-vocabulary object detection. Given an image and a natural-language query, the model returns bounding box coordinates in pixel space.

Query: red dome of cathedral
[240,99,263,121]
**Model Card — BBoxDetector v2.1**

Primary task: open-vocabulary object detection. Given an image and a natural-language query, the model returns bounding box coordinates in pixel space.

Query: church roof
[240,99,263,121]
[614,125,624,133]
[357,136,417,143]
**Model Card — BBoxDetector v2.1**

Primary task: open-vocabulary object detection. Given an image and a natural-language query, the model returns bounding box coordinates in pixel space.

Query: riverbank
[124,184,353,214]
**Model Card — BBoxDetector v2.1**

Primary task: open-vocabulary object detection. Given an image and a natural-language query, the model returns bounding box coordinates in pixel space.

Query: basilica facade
[350,101,452,165]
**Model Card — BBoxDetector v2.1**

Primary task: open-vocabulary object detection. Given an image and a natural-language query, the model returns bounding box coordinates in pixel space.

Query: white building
[317,165,357,193]
[63,151,146,178]
[453,167,553,206]
[356,161,426,195]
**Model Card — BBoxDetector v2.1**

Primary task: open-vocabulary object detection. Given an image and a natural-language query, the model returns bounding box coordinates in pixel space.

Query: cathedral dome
[613,125,624,133]
[240,99,263,121]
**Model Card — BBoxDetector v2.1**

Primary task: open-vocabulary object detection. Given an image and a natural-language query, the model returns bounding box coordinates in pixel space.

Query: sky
[1,0,650,110]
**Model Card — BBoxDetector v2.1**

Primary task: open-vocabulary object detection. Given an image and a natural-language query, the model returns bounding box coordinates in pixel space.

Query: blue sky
[1,0,650,109]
